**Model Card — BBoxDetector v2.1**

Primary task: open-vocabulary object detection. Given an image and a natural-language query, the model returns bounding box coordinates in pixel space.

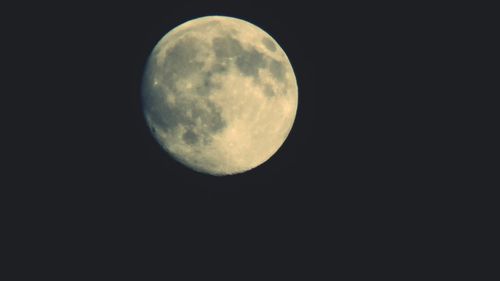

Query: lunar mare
[142,16,298,175]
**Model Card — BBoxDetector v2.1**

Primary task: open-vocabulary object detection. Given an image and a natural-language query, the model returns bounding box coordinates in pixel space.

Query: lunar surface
[142,16,298,175]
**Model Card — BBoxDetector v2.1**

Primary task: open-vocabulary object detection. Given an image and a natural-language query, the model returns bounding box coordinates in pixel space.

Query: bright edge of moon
[142,16,298,175]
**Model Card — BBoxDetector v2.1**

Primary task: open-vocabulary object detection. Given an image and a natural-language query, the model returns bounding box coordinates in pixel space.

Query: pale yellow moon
[142,16,298,175]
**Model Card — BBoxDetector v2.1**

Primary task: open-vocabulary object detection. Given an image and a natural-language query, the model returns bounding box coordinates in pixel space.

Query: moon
[142,16,298,175]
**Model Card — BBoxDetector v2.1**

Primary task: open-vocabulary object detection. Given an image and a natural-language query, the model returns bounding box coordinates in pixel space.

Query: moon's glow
[142,16,298,175]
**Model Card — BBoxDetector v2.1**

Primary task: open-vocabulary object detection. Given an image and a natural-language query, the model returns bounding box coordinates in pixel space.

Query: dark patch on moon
[143,81,226,146]
[160,36,206,93]
[144,30,291,148]
[235,48,266,78]
[269,59,286,81]
[196,101,226,133]
[213,36,244,59]
[192,73,218,96]
[262,37,276,52]
[159,35,227,98]
[183,130,199,145]
[163,37,205,76]
[212,62,229,73]
[142,88,170,131]
[143,34,230,146]
[178,100,226,145]
[263,84,275,97]
[213,36,268,79]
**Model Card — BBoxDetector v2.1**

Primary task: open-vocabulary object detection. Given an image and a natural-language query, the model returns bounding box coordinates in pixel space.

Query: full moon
[142,16,298,175]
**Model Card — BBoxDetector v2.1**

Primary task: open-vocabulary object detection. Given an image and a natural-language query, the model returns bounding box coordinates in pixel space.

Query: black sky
[6,0,471,276]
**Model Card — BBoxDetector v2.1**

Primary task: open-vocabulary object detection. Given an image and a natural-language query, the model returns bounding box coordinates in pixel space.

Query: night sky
[7,1,464,276]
